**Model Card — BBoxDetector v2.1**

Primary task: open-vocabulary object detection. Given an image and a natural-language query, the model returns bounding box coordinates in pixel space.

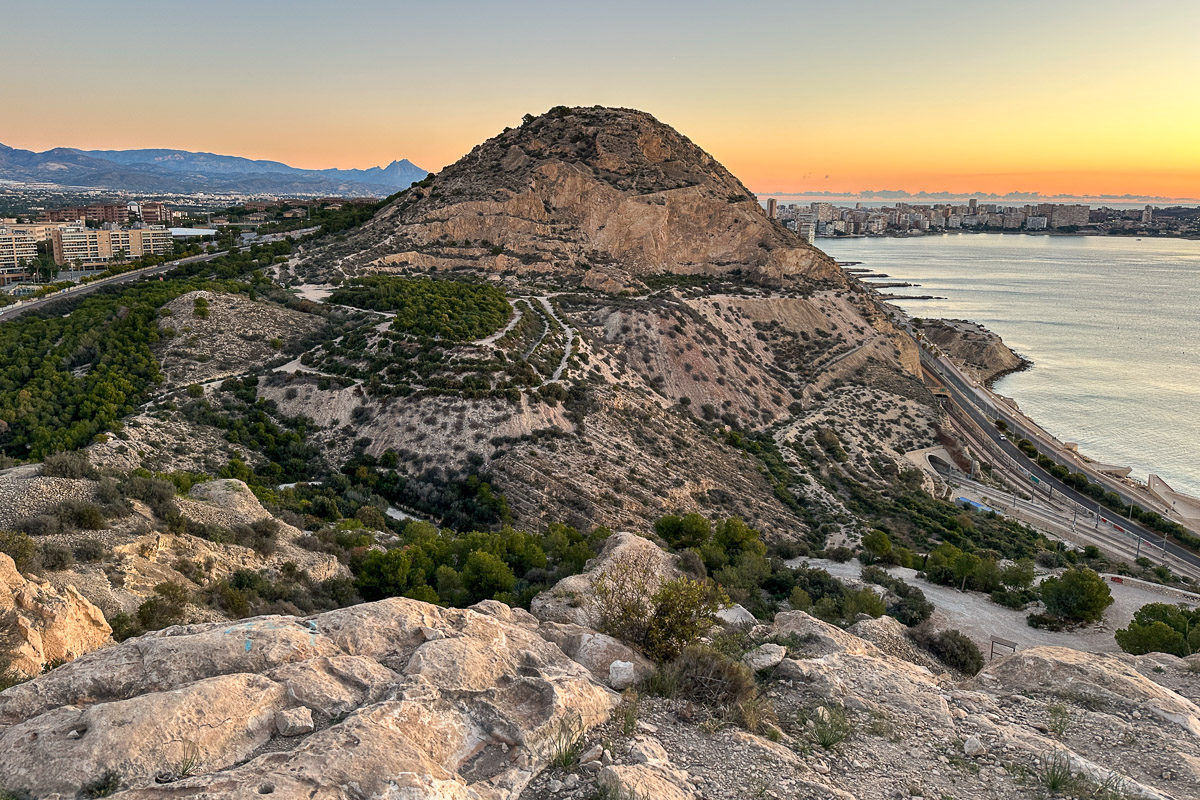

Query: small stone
[274,706,314,737]
[628,736,669,765]
[813,762,830,775]
[548,779,564,792]
[963,735,987,758]
[601,749,614,766]
[563,774,580,788]
[609,660,637,690]
[742,643,787,672]
[581,744,603,765]
[635,720,658,733]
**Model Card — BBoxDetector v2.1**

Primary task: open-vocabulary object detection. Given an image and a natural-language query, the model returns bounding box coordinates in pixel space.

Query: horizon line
[756,189,1200,204]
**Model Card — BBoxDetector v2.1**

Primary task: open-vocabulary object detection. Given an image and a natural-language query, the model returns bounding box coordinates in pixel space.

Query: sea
[818,233,1200,497]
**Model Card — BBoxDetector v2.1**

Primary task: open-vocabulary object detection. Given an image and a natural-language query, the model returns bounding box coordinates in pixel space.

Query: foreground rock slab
[0,597,616,798]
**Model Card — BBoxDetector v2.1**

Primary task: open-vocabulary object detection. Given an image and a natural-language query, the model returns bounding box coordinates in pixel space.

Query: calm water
[819,234,1200,497]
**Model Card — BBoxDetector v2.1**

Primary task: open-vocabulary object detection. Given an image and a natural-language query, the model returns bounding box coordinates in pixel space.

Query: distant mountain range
[0,143,429,197]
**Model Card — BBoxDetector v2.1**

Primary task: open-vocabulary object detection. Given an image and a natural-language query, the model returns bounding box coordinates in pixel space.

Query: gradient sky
[3,0,1199,198]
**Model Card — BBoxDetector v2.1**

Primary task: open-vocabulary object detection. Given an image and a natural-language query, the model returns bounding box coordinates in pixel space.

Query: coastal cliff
[917,318,1029,385]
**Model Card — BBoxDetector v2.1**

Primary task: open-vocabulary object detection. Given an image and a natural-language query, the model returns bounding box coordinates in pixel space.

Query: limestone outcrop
[0,597,615,798]
[0,553,112,677]
[918,318,1028,385]
[319,107,839,285]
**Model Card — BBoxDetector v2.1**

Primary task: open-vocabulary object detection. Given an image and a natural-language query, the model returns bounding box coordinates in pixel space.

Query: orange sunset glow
[2,1,1199,200]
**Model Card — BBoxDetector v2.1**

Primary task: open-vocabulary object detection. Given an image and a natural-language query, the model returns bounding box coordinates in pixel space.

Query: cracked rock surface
[0,597,615,799]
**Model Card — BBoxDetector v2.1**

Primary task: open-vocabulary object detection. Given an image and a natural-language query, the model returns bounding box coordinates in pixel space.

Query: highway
[0,251,221,321]
[918,345,1200,575]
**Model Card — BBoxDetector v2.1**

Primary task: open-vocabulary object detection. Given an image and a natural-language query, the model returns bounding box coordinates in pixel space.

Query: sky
[3,0,1199,199]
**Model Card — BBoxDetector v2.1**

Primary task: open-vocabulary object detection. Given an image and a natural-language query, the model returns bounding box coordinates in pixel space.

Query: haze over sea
[819,234,1200,497]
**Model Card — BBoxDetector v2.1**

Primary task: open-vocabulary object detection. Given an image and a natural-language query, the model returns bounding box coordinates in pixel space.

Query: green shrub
[135,582,189,631]
[462,550,517,603]
[18,515,61,537]
[860,529,891,562]
[55,500,106,531]
[916,628,983,675]
[0,530,38,572]
[644,577,730,662]
[823,546,853,563]
[1039,567,1113,625]
[810,704,852,749]
[1115,603,1200,656]
[592,549,729,662]
[73,538,108,562]
[644,646,761,721]
[860,565,933,626]
[654,513,712,549]
[39,543,75,571]
[41,451,99,479]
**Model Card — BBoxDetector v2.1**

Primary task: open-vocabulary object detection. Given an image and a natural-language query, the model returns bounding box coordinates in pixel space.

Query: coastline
[826,233,1200,503]
[908,312,1200,535]
[823,229,1200,242]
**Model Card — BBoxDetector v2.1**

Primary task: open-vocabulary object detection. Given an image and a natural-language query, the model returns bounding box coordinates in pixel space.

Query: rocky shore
[917,318,1030,386]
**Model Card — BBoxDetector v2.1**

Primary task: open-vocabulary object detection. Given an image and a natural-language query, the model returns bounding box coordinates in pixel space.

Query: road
[918,345,1200,575]
[0,251,221,320]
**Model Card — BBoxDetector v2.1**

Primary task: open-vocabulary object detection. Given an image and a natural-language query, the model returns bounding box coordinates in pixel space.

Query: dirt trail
[789,557,1199,656]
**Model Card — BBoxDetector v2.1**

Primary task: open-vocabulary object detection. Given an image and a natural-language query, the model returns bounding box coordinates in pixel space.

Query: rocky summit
[300,106,839,288]
[2,106,1198,799]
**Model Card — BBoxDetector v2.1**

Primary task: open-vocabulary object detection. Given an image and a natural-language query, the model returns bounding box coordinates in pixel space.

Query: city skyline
[3,1,1199,199]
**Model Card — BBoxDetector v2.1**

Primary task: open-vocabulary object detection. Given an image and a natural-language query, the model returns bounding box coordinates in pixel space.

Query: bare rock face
[537,621,654,689]
[314,106,839,285]
[177,478,274,528]
[771,609,884,658]
[0,553,112,677]
[0,597,615,798]
[974,645,1200,736]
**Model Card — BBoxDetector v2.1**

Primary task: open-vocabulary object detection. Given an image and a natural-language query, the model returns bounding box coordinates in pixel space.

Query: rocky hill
[271,107,931,536]
[299,106,838,287]
[6,107,1191,799]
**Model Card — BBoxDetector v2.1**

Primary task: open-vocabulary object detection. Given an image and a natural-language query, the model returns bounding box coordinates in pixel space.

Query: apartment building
[0,227,38,284]
[1,218,88,241]
[51,224,173,266]
[136,201,172,224]
[42,204,131,224]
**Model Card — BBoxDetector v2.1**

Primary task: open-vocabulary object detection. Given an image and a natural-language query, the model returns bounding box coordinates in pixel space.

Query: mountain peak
[0,143,427,196]
[328,105,835,284]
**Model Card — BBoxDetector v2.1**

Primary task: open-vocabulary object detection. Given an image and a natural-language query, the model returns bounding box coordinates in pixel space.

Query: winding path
[537,296,575,382]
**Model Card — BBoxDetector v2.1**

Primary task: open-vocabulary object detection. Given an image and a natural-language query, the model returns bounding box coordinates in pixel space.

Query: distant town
[764,198,1200,242]
[0,195,379,292]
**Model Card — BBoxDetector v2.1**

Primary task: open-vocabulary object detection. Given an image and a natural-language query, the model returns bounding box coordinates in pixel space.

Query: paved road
[0,252,221,321]
[919,346,1200,574]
